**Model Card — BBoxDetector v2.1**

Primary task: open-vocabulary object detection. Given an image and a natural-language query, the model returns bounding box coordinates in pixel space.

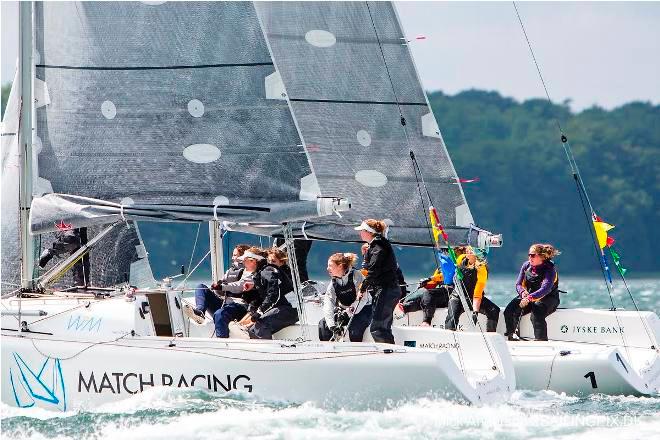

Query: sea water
[2,276,659,440]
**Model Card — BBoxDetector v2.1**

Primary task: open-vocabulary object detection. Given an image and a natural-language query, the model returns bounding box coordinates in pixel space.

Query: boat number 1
[584,371,598,389]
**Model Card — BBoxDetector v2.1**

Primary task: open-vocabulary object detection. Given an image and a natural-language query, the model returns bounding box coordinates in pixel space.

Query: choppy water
[2,277,659,440]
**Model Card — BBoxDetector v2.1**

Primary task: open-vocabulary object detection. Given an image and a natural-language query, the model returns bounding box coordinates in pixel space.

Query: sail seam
[35,63,274,71]
[289,98,426,106]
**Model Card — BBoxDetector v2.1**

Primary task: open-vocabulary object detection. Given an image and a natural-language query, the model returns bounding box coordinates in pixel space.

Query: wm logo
[66,315,102,332]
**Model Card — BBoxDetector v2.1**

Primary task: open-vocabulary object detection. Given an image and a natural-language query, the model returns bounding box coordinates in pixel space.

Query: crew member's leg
[478,296,501,332]
[370,286,399,344]
[530,295,560,341]
[444,293,464,331]
[347,304,373,342]
[214,302,248,338]
[250,305,299,340]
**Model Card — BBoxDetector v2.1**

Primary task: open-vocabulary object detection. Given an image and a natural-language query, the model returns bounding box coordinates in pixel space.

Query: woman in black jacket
[238,247,298,339]
[355,219,400,344]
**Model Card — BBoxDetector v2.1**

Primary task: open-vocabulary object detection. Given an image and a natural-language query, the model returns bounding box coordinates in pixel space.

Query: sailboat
[395,5,660,396]
[1,1,513,411]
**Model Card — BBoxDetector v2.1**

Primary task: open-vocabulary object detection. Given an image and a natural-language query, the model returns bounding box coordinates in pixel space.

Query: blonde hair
[364,219,388,234]
[329,252,358,270]
[463,246,487,269]
[529,243,561,261]
[453,246,468,257]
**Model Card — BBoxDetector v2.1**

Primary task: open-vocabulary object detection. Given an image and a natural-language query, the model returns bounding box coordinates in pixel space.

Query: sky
[1,1,659,111]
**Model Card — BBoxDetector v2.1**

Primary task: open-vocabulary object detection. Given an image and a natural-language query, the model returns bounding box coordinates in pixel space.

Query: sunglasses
[528,253,539,257]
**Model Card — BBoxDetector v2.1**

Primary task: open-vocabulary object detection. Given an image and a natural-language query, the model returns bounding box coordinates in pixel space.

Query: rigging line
[30,331,133,361]
[573,176,616,308]
[175,249,212,291]
[187,223,201,277]
[411,156,443,265]
[573,170,632,358]
[512,3,648,347]
[611,254,657,350]
[365,1,416,153]
[512,1,563,136]
[410,154,499,372]
[410,155,497,369]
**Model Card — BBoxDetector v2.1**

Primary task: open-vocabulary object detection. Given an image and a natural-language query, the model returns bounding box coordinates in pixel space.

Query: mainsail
[29,1,331,234]
[25,1,496,249]
[254,1,479,246]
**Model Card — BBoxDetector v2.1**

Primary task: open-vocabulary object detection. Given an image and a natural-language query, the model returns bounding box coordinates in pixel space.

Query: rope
[187,223,201,276]
[175,249,211,291]
[30,331,133,361]
[7,333,396,363]
[409,153,499,372]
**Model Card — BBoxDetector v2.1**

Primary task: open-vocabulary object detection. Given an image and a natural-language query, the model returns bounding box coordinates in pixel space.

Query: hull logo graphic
[9,352,67,411]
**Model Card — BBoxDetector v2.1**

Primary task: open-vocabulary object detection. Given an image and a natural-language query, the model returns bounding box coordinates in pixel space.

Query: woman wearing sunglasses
[504,243,561,341]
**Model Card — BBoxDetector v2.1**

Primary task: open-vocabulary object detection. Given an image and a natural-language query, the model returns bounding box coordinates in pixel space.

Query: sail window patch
[187,99,204,118]
[357,130,372,147]
[183,144,221,164]
[213,196,229,206]
[305,30,336,48]
[101,101,116,119]
[355,170,387,188]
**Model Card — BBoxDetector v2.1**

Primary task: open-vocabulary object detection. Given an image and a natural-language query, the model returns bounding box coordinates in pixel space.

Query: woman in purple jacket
[504,244,561,341]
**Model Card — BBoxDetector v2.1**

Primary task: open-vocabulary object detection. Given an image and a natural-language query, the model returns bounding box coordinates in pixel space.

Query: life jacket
[224,263,244,284]
[332,268,357,307]
[522,261,559,298]
[457,257,488,296]
[459,258,478,295]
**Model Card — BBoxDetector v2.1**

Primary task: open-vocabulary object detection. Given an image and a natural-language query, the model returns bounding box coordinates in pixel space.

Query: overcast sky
[2,1,659,111]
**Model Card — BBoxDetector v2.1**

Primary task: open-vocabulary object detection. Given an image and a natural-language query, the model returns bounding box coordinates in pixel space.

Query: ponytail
[329,252,358,270]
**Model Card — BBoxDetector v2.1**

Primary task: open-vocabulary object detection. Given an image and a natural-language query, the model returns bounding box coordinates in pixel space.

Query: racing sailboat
[1,1,511,411]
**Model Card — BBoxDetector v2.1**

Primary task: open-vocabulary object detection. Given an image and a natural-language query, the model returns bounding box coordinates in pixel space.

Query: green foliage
[141,90,658,278]
[428,90,659,274]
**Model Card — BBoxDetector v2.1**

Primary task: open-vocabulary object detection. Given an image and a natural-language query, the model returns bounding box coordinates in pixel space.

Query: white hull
[1,291,505,410]
[399,306,660,396]
[1,331,476,411]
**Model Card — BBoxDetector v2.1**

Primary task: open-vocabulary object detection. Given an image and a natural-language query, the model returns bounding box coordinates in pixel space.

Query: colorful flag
[593,220,614,249]
[609,248,627,276]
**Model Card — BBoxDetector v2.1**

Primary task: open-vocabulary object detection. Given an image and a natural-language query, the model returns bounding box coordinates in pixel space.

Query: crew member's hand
[243,281,254,291]
[238,315,254,326]
[520,297,530,308]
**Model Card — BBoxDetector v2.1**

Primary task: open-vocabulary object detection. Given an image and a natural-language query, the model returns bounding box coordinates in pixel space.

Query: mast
[209,221,224,282]
[18,1,34,290]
